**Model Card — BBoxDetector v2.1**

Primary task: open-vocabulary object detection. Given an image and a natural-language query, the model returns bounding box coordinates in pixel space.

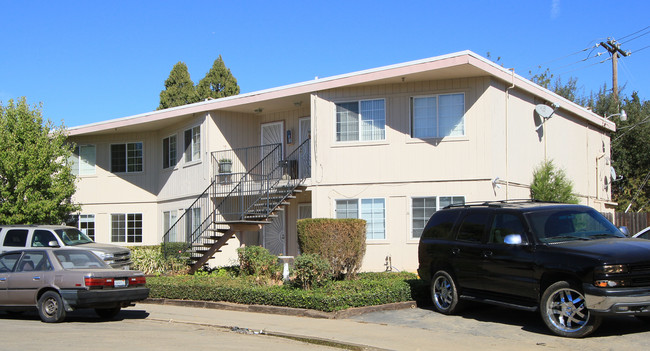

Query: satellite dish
[611,166,623,182]
[535,104,555,119]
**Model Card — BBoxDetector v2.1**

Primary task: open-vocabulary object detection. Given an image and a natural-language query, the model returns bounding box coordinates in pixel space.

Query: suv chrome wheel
[540,281,601,337]
[431,270,462,314]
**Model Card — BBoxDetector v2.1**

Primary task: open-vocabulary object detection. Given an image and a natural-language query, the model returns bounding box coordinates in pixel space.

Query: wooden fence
[601,212,650,235]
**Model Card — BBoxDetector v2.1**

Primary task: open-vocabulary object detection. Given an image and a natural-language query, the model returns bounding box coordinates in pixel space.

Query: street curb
[142,298,417,319]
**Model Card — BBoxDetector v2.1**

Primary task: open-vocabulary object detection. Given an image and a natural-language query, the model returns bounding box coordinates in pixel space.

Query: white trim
[162,133,178,170]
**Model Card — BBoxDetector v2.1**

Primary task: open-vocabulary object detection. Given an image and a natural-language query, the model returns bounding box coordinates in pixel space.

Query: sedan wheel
[37,291,66,323]
[540,281,601,337]
[431,270,462,314]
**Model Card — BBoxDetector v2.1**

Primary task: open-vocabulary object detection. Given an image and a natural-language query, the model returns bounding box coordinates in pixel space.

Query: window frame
[110,213,143,243]
[410,92,466,139]
[335,98,386,142]
[335,198,386,240]
[410,196,465,240]
[162,134,177,170]
[184,126,201,163]
[110,142,144,174]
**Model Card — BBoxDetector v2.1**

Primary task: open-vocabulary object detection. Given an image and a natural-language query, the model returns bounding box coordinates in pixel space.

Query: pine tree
[0,97,80,224]
[158,62,199,110]
[530,160,579,204]
[197,55,240,100]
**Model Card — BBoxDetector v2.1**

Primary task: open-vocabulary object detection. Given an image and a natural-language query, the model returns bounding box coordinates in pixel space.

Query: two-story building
[67,51,616,272]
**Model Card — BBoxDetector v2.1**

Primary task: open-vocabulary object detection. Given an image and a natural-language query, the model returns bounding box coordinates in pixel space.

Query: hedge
[146,272,427,312]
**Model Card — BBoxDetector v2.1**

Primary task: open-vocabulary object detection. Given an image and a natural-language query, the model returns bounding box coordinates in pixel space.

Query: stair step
[206,228,231,233]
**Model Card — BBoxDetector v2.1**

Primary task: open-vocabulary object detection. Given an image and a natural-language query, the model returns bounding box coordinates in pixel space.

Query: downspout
[505,69,515,200]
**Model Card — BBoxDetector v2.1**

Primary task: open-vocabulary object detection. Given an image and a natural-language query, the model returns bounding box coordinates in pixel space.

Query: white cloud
[551,0,561,19]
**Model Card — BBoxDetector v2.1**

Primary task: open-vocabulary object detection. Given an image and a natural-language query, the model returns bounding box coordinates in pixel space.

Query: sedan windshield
[54,228,94,246]
[526,208,625,243]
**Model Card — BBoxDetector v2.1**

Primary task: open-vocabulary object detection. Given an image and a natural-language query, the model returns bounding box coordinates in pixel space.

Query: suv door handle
[482,251,493,258]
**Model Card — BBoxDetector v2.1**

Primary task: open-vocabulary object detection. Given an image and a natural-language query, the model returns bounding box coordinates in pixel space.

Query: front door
[261,121,284,154]
[263,209,286,255]
[299,117,311,178]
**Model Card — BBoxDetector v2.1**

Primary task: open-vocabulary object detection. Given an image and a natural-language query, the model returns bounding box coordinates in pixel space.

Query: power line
[618,25,650,41]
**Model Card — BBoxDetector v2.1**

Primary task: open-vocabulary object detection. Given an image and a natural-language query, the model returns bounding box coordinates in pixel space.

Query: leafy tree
[197,55,240,100]
[158,62,199,110]
[0,97,80,224]
[610,92,650,212]
[530,160,579,204]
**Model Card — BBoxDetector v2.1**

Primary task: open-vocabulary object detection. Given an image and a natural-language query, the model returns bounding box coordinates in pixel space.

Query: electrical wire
[618,25,650,41]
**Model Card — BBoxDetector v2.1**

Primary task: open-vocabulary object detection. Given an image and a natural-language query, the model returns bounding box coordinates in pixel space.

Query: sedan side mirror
[504,234,523,245]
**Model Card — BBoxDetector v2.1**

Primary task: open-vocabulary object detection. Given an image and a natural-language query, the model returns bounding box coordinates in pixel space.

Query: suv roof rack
[444,199,557,209]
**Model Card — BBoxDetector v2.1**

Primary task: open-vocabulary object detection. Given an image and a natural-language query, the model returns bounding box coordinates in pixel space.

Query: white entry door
[261,121,284,154]
[263,209,286,255]
[299,117,311,178]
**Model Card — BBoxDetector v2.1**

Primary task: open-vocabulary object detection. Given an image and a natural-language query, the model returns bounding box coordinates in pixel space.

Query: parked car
[0,225,132,269]
[633,226,650,240]
[418,201,650,338]
[0,248,149,322]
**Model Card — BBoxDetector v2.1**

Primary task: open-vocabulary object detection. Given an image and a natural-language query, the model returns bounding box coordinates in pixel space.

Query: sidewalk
[140,300,531,351]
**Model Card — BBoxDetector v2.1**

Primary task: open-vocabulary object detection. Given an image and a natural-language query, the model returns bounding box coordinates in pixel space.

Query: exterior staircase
[162,138,310,273]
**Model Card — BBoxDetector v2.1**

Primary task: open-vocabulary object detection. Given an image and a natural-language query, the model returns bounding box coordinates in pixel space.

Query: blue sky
[1,0,649,128]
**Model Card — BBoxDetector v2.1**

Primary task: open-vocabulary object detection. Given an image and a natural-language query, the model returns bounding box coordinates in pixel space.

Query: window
[411,93,465,138]
[489,213,526,244]
[336,198,386,240]
[186,208,201,238]
[79,214,95,240]
[163,210,178,241]
[163,135,177,169]
[3,229,28,247]
[336,99,385,142]
[32,230,57,247]
[457,212,490,243]
[70,145,96,175]
[184,126,201,162]
[412,196,465,238]
[111,142,143,173]
[111,213,142,243]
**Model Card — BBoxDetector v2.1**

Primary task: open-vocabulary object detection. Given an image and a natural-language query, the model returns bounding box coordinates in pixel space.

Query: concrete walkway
[140,301,535,351]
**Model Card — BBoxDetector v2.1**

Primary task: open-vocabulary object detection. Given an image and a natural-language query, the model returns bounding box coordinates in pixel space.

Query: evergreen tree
[530,160,579,204]
[0,97,80,224]
[197,55,240,100]
[158,62,199,110]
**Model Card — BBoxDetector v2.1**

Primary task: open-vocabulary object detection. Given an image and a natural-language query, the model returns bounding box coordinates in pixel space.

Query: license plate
[113,279,126,288]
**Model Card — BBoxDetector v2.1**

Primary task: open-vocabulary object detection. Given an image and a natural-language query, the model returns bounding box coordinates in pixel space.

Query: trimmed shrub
[297,218,366,279]
[293,253,332,290]
[237,245,281,283]
[129,245,187,275]
[146,271,424,312]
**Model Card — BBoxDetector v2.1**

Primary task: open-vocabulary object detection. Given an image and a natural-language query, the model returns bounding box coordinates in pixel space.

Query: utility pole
[600,39,630,101]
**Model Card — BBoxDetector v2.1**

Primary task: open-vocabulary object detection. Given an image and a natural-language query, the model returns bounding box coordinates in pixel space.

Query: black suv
[417,201,650,337]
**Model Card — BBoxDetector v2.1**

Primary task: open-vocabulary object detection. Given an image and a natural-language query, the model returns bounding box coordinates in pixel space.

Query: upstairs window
[336,99,385,142]
[70,145,96,176]
[184,126,201,162]
[163,135,177,169]
[111,142,143,173]
[411,93,465,138]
